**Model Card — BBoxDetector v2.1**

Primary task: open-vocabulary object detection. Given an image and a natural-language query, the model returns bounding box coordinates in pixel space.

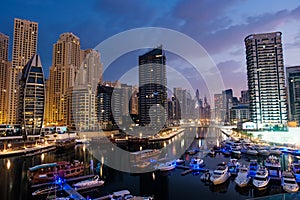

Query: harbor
[1,127,300,200]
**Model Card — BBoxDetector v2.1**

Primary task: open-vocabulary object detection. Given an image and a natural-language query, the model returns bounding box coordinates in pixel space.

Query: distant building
[173,88,186,120]
[199,97,211,125]
[214,94,222,124]
[222,89,233,124]
[18,55,45,135]
[240,90,249,104]
[286,66,300,126]
[245,32,287,128]
[0,32,10,124]
[138,46,167,129]
[8,18,38,124]
[230,104,250,125]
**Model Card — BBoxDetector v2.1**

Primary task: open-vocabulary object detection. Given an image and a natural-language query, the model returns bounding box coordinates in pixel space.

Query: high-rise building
[8,18,38,124]
[66,49,102,131]
[0,33,10,124]
[240,90,250,104]
[173,88,187,120]
[214,93,222,124]
[286,66,300,126]
[46,33,81,126]
[222,89,233,124]
[18,54,45,135]
[138,46,167,129]
[245,32,287,128]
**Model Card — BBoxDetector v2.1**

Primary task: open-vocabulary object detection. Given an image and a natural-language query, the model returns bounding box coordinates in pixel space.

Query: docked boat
[28,160,84,183]
[189,157,204,169]
[290,160,300,182]
[265,155,281,180]
[172,158,185,165]
[73,175,104,190]
[246,147,258,156]
[32,185,61,196]
[130,149,161,162]
[269,147,282,155]
[234,166,251,187]
[185,149,199,155]
[291,149,300,156]
[231,149,241,158]
[210,162,231,185]
[200,171,211,182]
[249,160,259,177]
[157,162,175,172]
[281,171,299,193]
[55,138,76,153]
[252,167,270,189]
[256,146,270,157]
[228,158,240,175]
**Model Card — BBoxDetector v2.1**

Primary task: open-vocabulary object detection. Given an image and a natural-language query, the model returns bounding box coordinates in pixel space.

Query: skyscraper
[222,89,233,124]
[213,93,222,124]
[18,54,45,135]
[245,32,287,128]
[286,66,300,126]
[8,18,38,124]
[66,49,102,131]
[138,46,167,129]
[0,33,10,124]
[45,33,81,126]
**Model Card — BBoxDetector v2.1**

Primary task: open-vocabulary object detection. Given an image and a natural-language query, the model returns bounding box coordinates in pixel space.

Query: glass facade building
[18,54,45,135]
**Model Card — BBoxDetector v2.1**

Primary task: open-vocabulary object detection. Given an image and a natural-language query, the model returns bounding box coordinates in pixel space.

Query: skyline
[1,0,300,97]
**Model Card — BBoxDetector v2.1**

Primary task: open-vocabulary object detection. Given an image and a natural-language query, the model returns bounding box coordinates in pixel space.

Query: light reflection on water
[0,127,299,200]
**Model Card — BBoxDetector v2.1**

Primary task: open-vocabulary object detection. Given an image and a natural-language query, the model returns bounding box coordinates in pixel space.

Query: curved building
[18,54,45,135]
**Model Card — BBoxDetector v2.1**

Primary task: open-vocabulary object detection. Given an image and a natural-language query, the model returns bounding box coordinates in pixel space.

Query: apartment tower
[8,18,38,124]
[245,32,287,128]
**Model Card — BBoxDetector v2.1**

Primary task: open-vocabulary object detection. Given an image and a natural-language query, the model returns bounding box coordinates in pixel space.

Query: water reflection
[1,127,299,200]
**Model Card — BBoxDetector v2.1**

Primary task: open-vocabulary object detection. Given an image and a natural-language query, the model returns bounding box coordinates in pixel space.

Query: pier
[63,182,86,200]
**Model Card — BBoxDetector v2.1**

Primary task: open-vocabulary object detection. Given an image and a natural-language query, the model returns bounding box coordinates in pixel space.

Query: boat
[252,167,270,189]
[55,138,76,153]
[279,147,294,154]
[256,146,270,157]
[157,162,175,172]
[130,149,161,162]
[231,149,241,158]
[234,166,251,187]
[246,147,258,156]
[210,162,231,185]
[281,171,299,193]
[269,147,282,155]
[200,171,211,182]
[189,157,204,169]
[73,175,104,190]
[28,160,84,183]
[248,160,259,177]
[207,148,215,157]
[172,158,185,165]
[291,149,300,156]
[265,155,281,180]
[290,160,300,182]
[185,149,199,155]
[32,185,61,196]
[228,158,240,175]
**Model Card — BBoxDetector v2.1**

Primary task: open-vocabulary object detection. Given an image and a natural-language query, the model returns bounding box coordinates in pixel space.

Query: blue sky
[1,0,300,98]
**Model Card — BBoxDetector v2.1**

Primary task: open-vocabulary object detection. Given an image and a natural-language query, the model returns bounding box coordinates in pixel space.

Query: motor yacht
[265,155,281,180]
[210,162,230,185]
[290,160,300,182]
[252,167,270,189]
[281,171,299,193]
[234,166,251,187]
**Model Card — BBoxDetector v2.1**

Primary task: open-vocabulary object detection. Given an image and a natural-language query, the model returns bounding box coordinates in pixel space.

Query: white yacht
[265,155,281,180]
[281,171,299,193]
[73,175,104,189]
[157,162,175,172]
[290,160,300,183]
[252,168,270,189]
[246,147,258,156]
[210,162,230,185]
[269,147,282,155]
[234,166,251,187]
